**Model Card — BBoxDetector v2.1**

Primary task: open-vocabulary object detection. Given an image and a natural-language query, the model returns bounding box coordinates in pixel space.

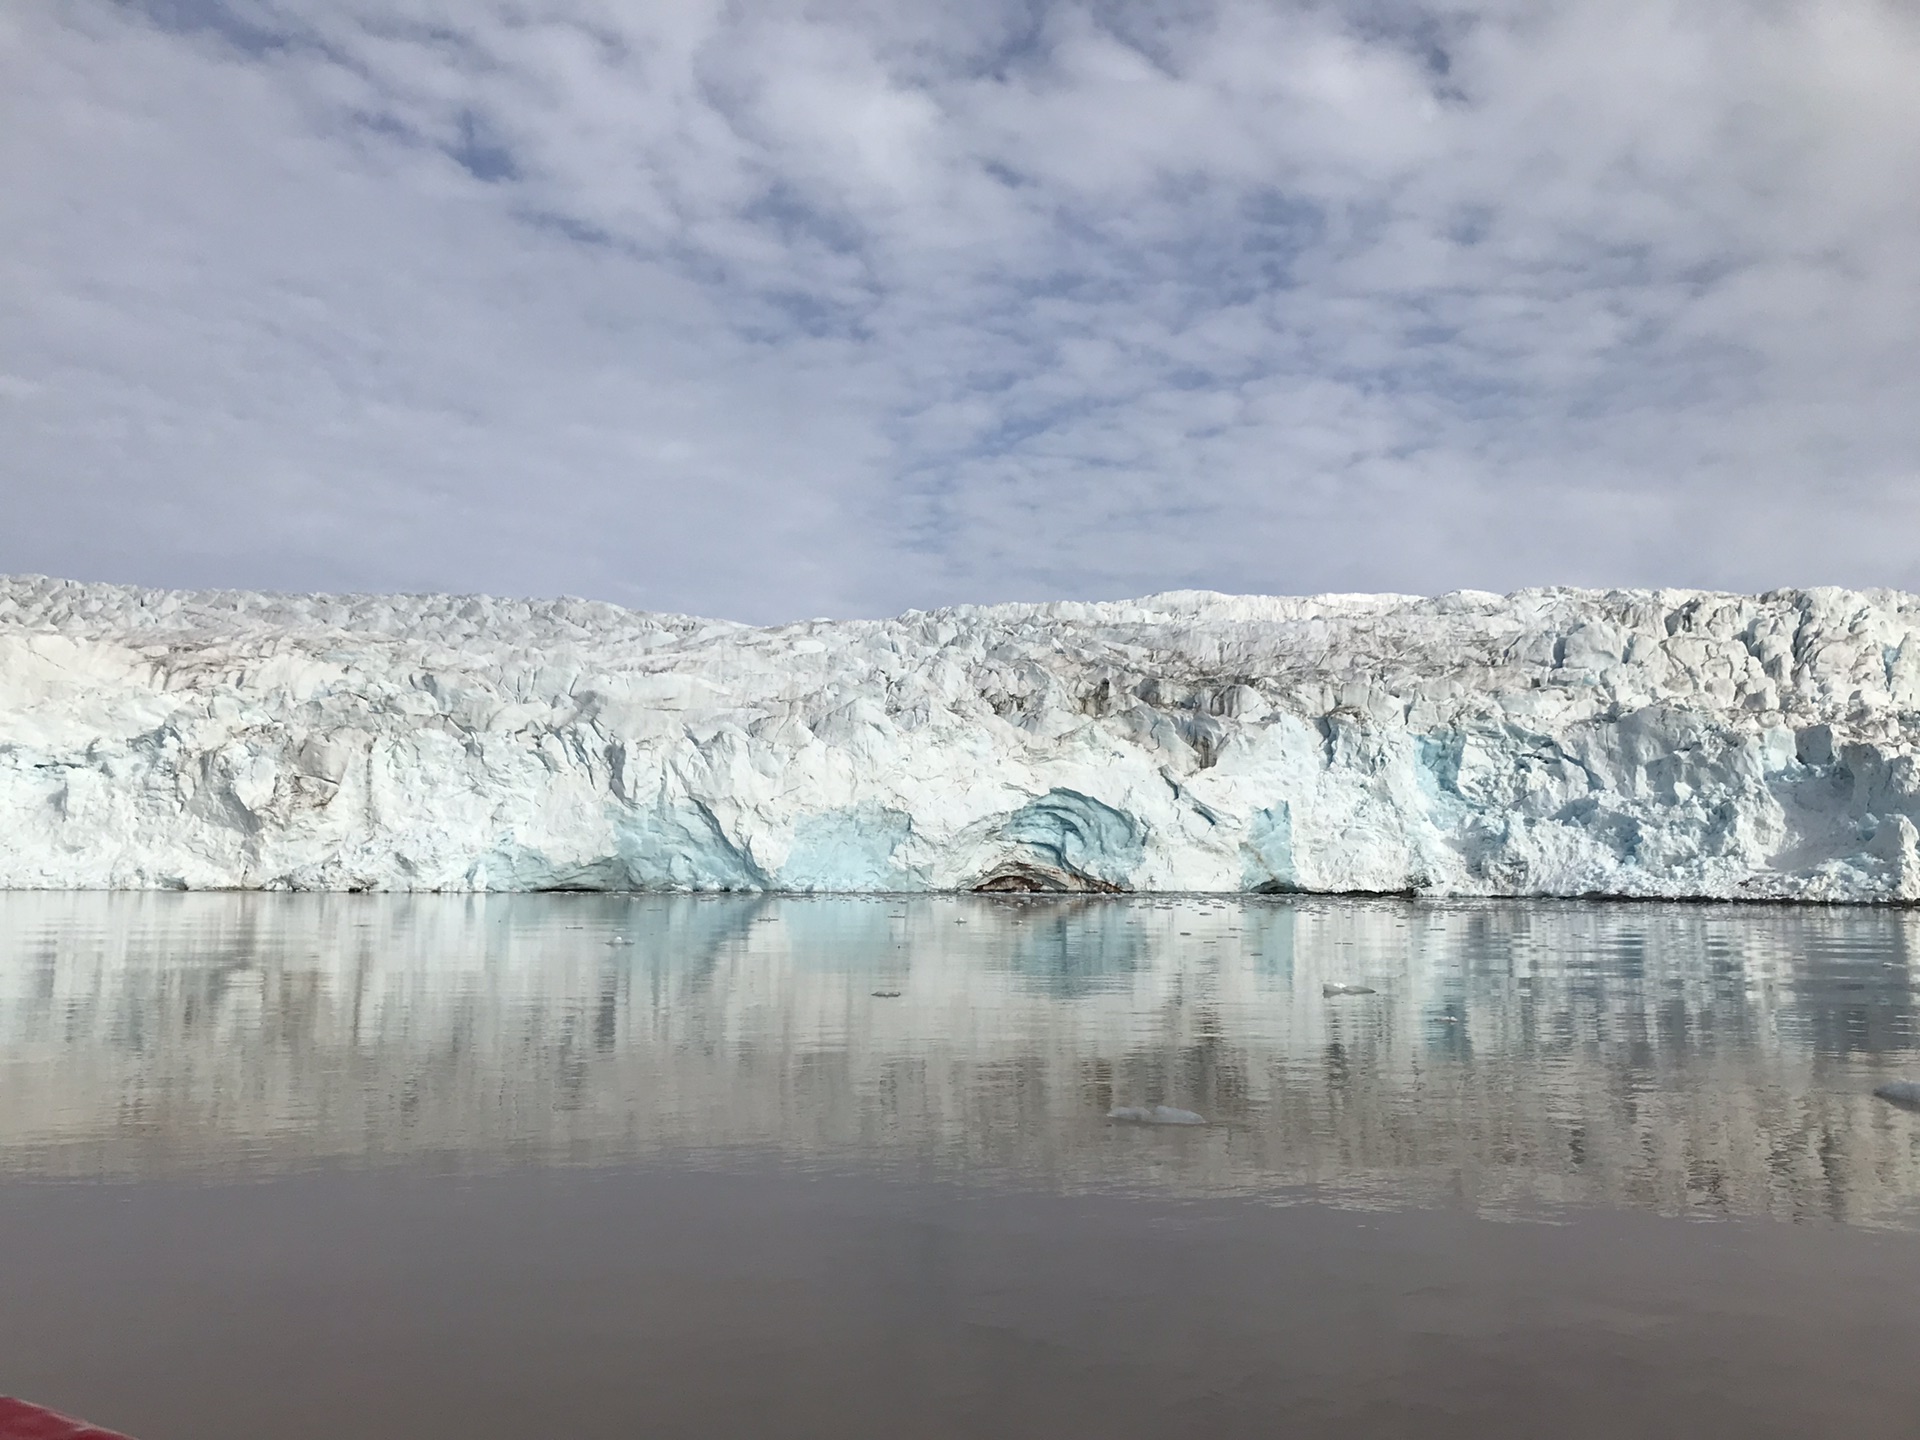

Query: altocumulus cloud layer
[3,0,1919,621]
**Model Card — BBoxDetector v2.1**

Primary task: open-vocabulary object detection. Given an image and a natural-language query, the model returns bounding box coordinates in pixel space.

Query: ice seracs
[2,576,1919,900]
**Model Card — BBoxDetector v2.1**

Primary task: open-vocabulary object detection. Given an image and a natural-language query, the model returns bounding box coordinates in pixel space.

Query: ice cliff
[3,576,1919,900]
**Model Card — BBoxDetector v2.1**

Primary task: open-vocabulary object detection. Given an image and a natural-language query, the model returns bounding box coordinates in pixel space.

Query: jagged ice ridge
[3,576,1919,901]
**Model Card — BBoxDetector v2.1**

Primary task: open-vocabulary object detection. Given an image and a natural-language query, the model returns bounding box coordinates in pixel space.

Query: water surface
[5,894,1920,1437]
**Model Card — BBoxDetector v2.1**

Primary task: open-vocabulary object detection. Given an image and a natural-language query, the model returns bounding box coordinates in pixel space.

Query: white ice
[3,576,1919,901]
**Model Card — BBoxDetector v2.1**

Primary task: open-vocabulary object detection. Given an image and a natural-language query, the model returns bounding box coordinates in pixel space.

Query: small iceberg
[1322,983,1376,996]
[1108,1105,1206,1126]
[1873,1080,1920,1110]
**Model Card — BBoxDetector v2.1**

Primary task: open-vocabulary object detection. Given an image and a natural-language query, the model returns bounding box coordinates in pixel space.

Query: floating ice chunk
[1873,1080,1920,1109]
[1108,1104,1206,1126]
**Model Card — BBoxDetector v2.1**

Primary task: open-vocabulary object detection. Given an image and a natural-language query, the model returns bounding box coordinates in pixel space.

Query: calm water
[5,893,1920,1437]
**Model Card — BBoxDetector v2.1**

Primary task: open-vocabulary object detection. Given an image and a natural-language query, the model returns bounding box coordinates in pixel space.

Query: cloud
[3,0,1919,620]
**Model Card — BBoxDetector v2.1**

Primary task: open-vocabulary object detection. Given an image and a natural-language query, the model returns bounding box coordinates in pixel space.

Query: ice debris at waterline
[4,576,1920,900]
[1108,1106,1208,1126]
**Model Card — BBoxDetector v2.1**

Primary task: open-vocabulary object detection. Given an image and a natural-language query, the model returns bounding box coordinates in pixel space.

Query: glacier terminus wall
[3,576,1919,901]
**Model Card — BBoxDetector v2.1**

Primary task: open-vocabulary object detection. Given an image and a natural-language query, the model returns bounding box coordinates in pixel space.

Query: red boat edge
[0,1398,134,1440]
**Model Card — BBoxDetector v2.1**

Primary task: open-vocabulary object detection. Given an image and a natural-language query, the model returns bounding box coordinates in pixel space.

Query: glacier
[2,575,1919,901]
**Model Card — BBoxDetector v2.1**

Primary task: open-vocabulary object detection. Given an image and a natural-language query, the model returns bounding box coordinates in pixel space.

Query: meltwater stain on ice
[1108,1105,1207,1126]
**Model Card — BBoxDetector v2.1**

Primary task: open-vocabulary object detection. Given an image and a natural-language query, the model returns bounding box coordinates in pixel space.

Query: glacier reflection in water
[4,892,1920,1224]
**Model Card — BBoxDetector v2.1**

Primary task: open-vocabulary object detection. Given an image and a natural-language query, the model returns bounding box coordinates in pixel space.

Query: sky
[4,0,1920,623]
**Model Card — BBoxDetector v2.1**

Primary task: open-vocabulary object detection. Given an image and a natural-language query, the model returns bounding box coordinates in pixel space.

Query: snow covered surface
[2,575,1919,900]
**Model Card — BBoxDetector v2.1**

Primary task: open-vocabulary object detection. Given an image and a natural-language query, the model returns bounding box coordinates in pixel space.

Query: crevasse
[2,576,1918,901]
